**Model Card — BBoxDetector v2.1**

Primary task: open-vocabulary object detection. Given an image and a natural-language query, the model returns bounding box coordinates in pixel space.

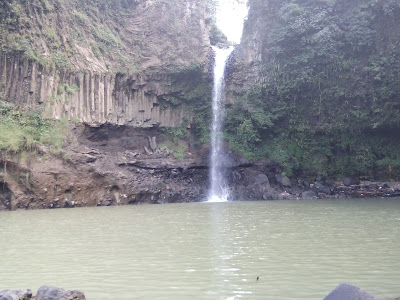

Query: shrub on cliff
[226,0,400,179]
[0,102,68,156]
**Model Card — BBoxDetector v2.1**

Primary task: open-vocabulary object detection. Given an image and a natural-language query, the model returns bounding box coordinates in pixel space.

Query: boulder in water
[35,286,86,300]
[323,283,375,300]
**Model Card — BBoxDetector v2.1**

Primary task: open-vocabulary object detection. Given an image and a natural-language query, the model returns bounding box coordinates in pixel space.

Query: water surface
[0,199,399,300]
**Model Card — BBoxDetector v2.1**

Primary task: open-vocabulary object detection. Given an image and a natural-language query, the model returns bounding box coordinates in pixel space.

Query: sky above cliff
[216,0,248,44]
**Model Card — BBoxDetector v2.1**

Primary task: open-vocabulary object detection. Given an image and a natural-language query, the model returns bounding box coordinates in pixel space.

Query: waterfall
[208,46,234,203]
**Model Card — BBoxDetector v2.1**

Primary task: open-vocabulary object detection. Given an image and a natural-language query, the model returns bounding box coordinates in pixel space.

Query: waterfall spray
[208,46,234,203]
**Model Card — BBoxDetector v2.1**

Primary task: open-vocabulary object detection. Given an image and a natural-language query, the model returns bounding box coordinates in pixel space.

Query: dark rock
[275,174,291,187]
[316,174,326,183]
[253,181,270,199]
[238,157,250,166]
[300,190,317,199]
[277,191,292,200]
[314,181,331,194]
[343,177,360,186]
[262,191,278,200]
[289,185,303,195]
[382,183,390,189]
[255,174,269,185]
[323,283,375,300]
[35,286,86,300]
[218,153,237,168]
[0,289,32,300]
[231,170,241,182]
[366,183,379,190]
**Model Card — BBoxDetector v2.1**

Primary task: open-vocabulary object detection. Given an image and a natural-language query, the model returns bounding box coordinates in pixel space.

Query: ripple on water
[0,200,399,300]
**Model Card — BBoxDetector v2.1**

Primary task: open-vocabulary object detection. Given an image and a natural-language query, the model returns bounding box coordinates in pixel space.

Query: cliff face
[226,0,400,180]
[0,0,217,210]
[0,124,211,210]
[0,0,212,127]
[0,0,211,73]
[0,55,205,127]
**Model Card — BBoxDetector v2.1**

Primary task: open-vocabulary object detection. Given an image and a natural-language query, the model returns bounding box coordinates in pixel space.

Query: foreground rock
[0,287,85,300]
[0,289,32,300]
[35,286,85,300]
[323,283,375,300]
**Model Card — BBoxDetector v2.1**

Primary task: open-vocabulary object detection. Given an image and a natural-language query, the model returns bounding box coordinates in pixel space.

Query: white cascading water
[208,46,234,202]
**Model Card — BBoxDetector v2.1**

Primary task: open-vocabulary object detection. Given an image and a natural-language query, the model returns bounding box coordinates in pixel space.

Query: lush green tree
[226,0,400,179]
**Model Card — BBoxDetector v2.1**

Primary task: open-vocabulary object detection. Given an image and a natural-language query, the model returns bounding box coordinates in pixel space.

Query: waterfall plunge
[208,46,234,203]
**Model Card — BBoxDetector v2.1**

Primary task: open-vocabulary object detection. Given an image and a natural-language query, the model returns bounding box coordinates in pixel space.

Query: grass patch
[159,140,188,160]
[44,27,61,48]
[0,102,69,156]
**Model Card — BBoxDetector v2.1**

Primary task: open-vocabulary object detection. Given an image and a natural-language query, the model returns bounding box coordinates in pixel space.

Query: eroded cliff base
[1,123,400,212]
[0,123,211,210]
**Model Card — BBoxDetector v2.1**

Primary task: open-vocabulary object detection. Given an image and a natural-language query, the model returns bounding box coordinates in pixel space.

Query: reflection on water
[0,199,399,300]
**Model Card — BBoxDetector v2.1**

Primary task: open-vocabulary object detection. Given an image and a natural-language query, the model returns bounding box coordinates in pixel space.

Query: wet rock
[249,173,271,199]
[0,289,32,300]
[219,153,237,168]
[0,183,12,211]
[323,283,375,300]
[275,174,291,187]
[343,177,360,186]
[231,170,241,182]
[64,200,75,208]
[35,286,86,300]
[300,190,317,199]
[314,181,331,194]
[262,191,277,200]
[277,191,291,200]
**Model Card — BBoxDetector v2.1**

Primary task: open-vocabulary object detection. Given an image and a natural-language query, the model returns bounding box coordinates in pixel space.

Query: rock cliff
[0,0,212,127]
[225,0,400,180]
[0,0,216,210]
[0,55,207,127]
[2,0,400,210]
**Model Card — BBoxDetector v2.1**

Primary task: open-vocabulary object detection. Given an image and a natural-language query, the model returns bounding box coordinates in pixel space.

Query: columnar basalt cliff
[0,0,212,127]
[0,0,217,210]
[0,55,201,127]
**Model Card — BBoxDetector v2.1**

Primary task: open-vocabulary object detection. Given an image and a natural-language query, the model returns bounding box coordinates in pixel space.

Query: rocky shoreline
[1,284,398,300]
[0,286,85,300]
[1,124,399,212]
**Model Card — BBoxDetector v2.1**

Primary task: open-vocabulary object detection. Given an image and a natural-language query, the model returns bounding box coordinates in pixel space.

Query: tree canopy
[226,0,400,179]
